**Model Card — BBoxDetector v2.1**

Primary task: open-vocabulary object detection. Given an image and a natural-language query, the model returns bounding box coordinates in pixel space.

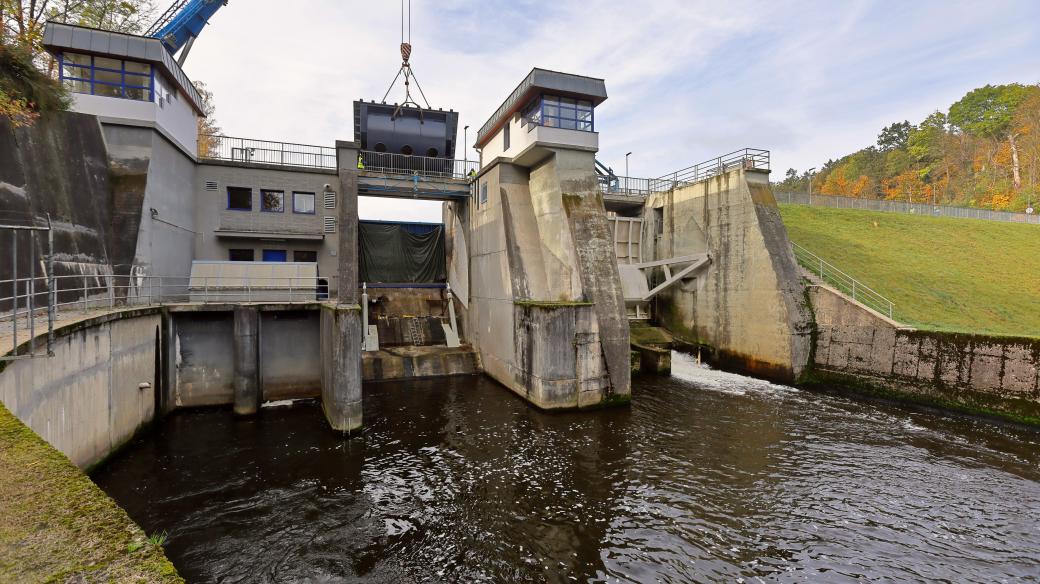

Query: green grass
[778,204,1040,337]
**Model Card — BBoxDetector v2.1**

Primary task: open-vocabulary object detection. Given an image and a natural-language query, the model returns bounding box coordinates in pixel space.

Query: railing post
[852,279,856,302]
[11,230,18,357]
[47,219,54,354]
[819,258,824,278]
[82,275,88,312]
[28,231,35,356]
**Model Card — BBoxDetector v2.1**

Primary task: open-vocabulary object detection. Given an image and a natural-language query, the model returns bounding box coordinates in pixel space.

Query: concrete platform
[362,344,481,382]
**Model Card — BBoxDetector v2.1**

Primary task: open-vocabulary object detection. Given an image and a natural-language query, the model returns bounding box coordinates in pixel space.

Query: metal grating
[324,191,336,209]
[323,216,337,233]
[204,180,218,191]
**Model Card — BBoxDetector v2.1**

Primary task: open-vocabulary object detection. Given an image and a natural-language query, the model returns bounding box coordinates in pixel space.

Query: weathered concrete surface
[336,141,360,304]
[362,345,481,381]
[232,306,259,415]
[468,151,631,409]
[172,311,234,407]
[320,304,362,432]
[808,284,1040,422]
[646,168,813,383]
[0,308,161,469]
[0,402,181,582]
[0,113,118,311]
[259,310,321,400]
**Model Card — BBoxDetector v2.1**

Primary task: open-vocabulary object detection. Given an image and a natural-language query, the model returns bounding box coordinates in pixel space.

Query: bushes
[0,41,69,126]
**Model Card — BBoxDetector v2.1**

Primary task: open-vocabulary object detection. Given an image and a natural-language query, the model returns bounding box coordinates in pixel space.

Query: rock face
[645,168,814,383]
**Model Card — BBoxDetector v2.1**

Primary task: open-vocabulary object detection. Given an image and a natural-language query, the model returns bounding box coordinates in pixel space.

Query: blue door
[262,249,287,262]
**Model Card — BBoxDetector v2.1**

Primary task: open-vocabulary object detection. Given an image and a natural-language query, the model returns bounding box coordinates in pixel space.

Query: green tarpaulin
[358,222,446,284]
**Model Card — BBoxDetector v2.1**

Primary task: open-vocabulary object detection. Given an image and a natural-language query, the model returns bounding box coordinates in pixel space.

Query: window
[292,192,316,214]
[523,94,593,132]
[228,249,255,262]
[227,187,252,211]
[58,52,153,102]
[294,250,318,262]
[261,190,284,212]
[480,181,488,206]
[503,123,511,150]
[262,249,287,262]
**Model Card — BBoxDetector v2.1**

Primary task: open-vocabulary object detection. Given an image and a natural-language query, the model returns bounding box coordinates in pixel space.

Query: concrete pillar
[320,304,362,433]
[335,140,360,304]
[232,306,260,416]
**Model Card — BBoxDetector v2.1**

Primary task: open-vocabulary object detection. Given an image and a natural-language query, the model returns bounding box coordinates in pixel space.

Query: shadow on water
[93,354,1040,583]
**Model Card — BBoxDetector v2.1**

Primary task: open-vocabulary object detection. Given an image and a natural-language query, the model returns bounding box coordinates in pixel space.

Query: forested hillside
[775,84,1040,213]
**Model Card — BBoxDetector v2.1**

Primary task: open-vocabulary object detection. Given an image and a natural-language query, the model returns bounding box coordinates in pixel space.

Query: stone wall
[645,168,813,382]
[809,284,1040,422]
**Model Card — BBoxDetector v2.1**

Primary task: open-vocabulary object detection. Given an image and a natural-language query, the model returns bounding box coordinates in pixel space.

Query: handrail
[655,148,770,184]
[199,135,337,169]
[359,151,478,181]
[790,242,895,320]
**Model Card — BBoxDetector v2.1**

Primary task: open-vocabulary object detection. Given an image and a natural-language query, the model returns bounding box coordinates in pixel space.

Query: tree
[949,84,1035,189]
[877,120,913,151]
[194,80,220,156]
[1,1,155,52]
[0,35,67,126]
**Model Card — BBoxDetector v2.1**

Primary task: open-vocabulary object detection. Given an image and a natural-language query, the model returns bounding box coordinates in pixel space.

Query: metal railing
[1,222,55,360]
[199,135,337,169]
[1,274,341,358]
[359,150,478,181]
[775,191,1040,225]
[790,242,895,320]
[656,148,770,186]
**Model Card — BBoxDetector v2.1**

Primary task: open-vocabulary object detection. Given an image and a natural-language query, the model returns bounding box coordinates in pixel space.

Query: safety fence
[199,135,337,169]
[359,150,478,181]
[600,148,771,198]
[775,191,1040,225]
[791,242,895,320]
[1,273,340,360]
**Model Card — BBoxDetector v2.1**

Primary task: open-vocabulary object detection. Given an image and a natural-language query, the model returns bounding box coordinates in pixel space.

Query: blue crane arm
[152,0,226,55]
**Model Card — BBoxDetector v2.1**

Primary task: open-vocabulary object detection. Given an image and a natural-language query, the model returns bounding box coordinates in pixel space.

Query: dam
[2,15,1039,583]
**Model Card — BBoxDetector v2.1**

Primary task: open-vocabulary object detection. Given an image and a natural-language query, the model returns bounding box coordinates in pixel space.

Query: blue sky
[184,0,1040,221]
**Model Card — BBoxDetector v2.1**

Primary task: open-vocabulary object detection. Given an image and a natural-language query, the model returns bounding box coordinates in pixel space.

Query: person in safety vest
[357,153,365,169]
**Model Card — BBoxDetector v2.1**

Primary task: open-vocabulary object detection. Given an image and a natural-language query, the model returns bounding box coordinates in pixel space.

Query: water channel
[93,354,1040,582]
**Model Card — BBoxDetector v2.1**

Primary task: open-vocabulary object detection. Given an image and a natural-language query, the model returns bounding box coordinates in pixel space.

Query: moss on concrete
[628,324,673,347]
[0,403,182,583]
[800,369,1040,428]
[513,300,594,309]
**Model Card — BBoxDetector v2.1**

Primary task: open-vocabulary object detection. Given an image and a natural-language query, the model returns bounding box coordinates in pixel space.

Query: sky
[182,0,1040,222]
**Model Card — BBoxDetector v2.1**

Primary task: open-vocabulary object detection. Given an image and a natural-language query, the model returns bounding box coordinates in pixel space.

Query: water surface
[94,354,1040,582]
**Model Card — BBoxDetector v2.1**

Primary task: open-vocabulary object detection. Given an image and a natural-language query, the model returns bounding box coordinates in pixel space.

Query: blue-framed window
[522,94,593,132]
[227,186,252,211]
[58,52,153,102]
[260,190,284,213]
[292,191,316,214]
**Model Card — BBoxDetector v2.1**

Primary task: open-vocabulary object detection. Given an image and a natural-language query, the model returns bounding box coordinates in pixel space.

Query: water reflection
[94,354,1040,582]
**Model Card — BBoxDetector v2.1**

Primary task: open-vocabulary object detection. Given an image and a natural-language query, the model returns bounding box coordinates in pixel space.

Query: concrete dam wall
[643,168,813,382]
[808,284,1040,423]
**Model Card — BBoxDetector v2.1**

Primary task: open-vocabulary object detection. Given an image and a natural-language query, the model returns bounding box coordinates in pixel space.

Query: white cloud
[182,0,1040,220]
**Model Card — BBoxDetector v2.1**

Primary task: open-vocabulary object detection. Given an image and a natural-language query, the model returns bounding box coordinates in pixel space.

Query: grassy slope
[0,403,182,583]
[778,204,1040,337]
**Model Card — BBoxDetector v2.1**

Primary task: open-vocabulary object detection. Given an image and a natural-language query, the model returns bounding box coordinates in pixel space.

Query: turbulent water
[93,353,1040,583]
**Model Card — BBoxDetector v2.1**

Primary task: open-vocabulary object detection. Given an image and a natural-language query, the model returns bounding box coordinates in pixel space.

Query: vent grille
[323,216,337,233]
[204,180,218,191]
[323,191,336,209]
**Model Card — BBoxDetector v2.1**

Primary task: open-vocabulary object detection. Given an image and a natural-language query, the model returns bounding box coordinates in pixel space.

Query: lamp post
[463,125,469,178]
[807,167,816,205]
[625,151,632,193]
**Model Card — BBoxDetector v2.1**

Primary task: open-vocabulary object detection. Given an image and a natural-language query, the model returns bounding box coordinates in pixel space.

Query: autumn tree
[193,80,220,156]
[949,84,1035,190]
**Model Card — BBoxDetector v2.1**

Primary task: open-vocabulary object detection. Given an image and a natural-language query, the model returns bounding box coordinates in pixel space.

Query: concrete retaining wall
[809,285,1040,422]
[646,168,813,382]
[260,310,321,400]
[171,311,234,407]
[0,309,161,469]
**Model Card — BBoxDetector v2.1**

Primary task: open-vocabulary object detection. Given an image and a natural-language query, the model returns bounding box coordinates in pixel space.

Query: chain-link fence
[775,191,1039,225]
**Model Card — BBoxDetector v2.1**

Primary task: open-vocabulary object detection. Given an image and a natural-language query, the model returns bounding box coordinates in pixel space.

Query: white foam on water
[261,399,302,408]
[669,351,798,398]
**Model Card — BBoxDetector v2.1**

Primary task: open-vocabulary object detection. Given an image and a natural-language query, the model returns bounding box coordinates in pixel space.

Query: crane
[144,0,227,65]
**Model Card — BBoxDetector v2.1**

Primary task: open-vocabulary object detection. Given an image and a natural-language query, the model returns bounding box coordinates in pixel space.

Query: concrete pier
[320,304,363,432]
[232,306,260,416]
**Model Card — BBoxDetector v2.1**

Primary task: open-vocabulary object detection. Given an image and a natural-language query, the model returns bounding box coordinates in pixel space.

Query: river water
[93,353,1040,583]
